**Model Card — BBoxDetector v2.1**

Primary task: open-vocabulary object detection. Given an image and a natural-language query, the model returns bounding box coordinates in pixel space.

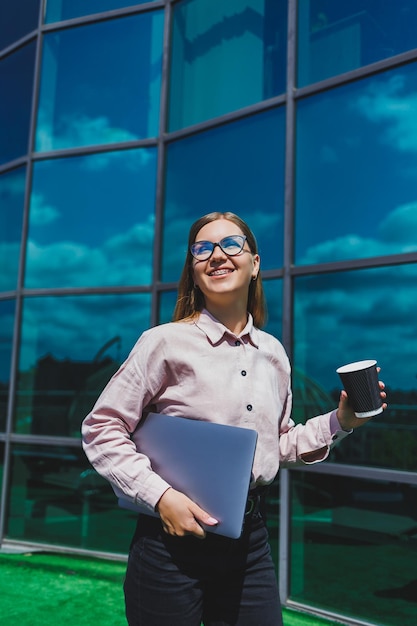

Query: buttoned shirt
[82,309,349,512]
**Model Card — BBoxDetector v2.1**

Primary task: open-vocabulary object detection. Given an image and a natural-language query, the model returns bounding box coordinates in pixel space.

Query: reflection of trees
[293,370,417,471]
[16,337,122,438]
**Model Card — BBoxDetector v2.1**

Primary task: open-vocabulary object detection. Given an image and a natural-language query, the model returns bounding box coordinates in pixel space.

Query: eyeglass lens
[191,235,246,260]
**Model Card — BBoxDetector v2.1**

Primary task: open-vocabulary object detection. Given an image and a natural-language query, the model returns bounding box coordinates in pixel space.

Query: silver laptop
[118,412,258,539]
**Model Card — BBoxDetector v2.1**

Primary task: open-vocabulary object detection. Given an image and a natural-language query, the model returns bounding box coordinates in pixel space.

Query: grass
[0,550,338,626]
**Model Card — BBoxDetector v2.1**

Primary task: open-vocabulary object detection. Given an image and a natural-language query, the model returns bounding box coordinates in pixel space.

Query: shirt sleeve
[81,332,171,512]
[278,379,352,467]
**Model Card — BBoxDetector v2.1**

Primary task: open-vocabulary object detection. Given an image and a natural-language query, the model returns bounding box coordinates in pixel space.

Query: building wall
[1,1,417,624]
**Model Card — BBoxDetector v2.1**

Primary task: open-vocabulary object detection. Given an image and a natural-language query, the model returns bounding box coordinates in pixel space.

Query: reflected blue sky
[36,11,163,151]
[0,42,36,166]
[294,264,417,392]
[163,108,286,282]
[45,0,156,22]
[0,167,26,291]
[296,62,417,265]
[25,148,157,288]
[0,0,40,50]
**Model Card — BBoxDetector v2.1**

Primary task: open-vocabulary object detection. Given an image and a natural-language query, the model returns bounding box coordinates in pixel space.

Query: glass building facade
[1,1,417,624]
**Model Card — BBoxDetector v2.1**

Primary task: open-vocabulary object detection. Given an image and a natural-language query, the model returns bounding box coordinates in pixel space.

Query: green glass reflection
[0,167,25,291]
[0,299,15,431]
[0,0,40,50]
[25,148,157,288]
[35,11,163,150]
[15,293,151,437]
[298,0,417,87]
[295,62,417,265]
[169,0,287,131]
[293,265,417,470]
[45,0,156,23]
[0,42,36,165]
[290,470,417,626]
[7,443,136,553]
[163,108,286,282]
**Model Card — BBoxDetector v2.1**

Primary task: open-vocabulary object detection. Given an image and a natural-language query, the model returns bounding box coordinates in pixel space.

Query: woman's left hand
[336,374,387,431]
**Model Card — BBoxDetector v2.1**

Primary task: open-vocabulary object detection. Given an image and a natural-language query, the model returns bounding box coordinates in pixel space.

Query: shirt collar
[195,309,259,347]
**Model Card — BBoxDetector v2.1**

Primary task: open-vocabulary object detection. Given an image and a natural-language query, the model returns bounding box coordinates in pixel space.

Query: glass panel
[290,470,417,626]
[293,265,417,471]
[169,0,287,131]
[295,62,417,265]
[15,293,151,437]
[263,279,282,340]
[25,148,157,289]
[0,299,15,431]
[0,42,36,166]
[163,107,286,282]
[297,0,417,87]
[45,0,157,23]
[0,167,26,292]
[0,0,40,50]
[35,11,163,151]
[158,290,177,325]
[7,443,136,553]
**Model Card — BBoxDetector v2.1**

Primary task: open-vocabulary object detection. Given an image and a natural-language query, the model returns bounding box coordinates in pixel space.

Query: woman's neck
[204,303,248,335]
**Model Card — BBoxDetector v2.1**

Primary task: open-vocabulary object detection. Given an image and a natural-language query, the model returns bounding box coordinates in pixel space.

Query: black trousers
[124,511,283,626]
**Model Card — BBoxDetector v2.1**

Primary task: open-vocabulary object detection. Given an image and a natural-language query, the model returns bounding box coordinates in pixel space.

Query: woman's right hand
[155,487,218,539]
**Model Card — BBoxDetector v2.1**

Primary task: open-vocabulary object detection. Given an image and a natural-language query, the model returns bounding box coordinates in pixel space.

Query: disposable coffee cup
[336,360,383,418]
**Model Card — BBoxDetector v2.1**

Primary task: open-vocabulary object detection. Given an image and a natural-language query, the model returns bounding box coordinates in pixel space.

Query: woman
[82,211,387,625]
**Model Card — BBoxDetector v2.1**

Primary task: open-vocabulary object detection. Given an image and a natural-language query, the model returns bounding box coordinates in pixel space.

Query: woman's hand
[336,372,387,431]
[155,487,218,539]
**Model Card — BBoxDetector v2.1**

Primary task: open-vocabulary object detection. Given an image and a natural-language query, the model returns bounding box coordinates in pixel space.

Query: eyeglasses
[190,235,247,261]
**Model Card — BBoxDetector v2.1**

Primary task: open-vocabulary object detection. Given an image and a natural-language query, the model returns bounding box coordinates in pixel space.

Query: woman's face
[191,219,260,312]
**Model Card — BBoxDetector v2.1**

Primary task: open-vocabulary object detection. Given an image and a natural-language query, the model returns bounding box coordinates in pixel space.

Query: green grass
[0,551,339,626]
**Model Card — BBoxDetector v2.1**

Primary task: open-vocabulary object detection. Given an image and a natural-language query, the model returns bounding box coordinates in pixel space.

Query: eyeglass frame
[190,235,248,261]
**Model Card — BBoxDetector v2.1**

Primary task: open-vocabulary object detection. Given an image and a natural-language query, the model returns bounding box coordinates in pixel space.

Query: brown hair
[172,211,267,327]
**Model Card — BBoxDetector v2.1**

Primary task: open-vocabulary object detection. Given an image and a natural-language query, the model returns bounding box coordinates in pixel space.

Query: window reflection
[297,0,417,87]
[0,299,15,431]
[25,149,157,289]
[7,443,136,553]
[45,0,156,23]
[295,62,417,264]
[0,167,25,291]
[158,290,177,325]
[293,266,417,471]
[169,0,287,130]
[0,0,40,50]
[36,11,163,151]
[0,42,36,165]
[163,108,285,282]
[15,293,151,437]
[263,279,283,340]
[290,470,417,626]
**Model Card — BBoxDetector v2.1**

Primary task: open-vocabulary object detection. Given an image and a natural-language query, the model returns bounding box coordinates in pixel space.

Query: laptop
[118,412,258,539]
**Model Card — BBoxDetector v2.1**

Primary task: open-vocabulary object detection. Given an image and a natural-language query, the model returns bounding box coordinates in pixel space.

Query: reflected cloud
[36,111,154,171]
[30,193,61,225]
[26,215,154,288]
[354,74,417,153]
[300,199,417,266]
[19,292,151,372]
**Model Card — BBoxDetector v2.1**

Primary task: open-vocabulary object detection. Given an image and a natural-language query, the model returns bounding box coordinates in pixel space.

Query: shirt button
[235,340,241,346]
[246,404,253,411]
[241,370,247,376]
